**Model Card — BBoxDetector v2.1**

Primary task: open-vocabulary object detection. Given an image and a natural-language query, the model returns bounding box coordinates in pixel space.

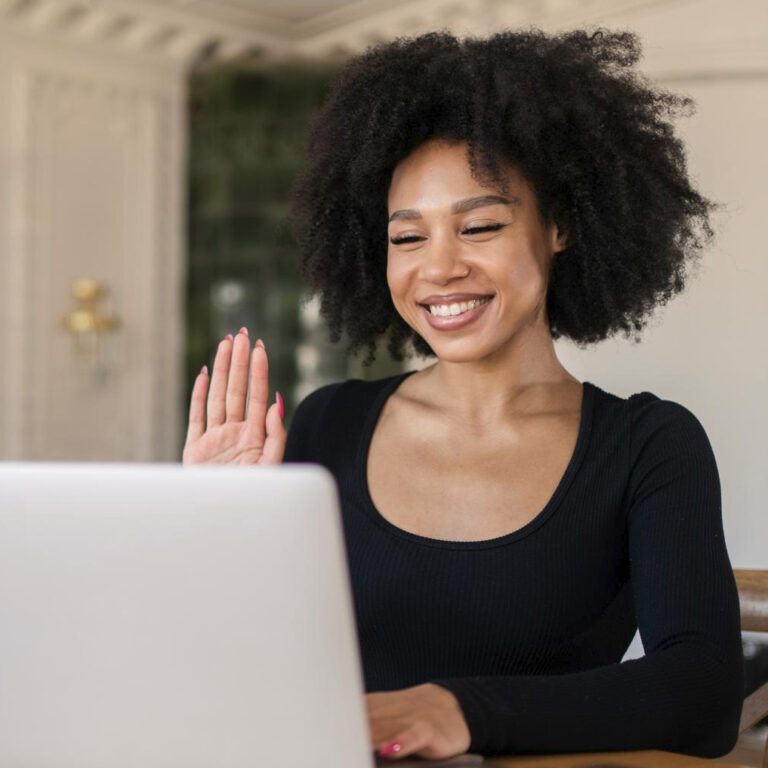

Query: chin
[427,341,491,364]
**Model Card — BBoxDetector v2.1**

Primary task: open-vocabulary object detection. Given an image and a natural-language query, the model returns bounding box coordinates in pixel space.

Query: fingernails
[276,391,284,420]
[255,338,265,350]
[200,365,208,376]
[379,742,402,757]
[238,326,248,336]
[225,334,233,341]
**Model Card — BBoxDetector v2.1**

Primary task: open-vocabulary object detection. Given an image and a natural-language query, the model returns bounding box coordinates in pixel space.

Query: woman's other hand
[183,328,286,465]
[367,683,472,760]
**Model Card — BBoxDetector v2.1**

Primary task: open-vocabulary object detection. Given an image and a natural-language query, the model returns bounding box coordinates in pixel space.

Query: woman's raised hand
[183,328,286,465]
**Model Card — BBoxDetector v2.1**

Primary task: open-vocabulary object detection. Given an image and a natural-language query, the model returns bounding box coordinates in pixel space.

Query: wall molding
[0,0,282,67]
[4,0,765,74]
[1,0,765,76]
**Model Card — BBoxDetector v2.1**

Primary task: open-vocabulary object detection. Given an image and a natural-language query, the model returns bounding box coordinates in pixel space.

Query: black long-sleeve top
[283,371,743,757]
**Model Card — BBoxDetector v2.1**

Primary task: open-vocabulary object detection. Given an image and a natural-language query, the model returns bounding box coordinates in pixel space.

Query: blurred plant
[186,62,404,449]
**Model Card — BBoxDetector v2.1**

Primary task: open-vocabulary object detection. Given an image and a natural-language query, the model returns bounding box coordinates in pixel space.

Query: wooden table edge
[486,749,751,767]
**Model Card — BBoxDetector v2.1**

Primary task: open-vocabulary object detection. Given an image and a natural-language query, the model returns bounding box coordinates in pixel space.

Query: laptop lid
[0,462,374,768]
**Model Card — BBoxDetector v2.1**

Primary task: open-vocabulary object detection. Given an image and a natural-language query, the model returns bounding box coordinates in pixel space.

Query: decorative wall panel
[0,32,185,460]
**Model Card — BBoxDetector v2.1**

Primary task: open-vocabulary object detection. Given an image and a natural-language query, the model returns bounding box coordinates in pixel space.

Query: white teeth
[428,296,491,317]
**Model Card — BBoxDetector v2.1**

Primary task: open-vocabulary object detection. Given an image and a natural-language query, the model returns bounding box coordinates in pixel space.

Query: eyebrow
[388,194,517,223]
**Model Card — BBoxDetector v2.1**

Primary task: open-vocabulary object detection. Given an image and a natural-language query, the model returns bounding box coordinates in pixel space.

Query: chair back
[735,569,768,768]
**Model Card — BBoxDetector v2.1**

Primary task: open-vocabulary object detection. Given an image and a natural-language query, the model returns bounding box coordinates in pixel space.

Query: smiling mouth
[419,295,494,317]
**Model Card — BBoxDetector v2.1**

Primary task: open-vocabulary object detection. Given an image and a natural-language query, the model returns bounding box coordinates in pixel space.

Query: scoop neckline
[356,370,596,551]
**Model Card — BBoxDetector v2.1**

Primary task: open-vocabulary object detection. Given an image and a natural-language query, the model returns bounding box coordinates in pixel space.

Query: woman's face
[386,139,566,363]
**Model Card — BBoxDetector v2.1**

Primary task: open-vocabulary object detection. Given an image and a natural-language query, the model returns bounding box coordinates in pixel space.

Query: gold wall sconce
[61,279,120,362]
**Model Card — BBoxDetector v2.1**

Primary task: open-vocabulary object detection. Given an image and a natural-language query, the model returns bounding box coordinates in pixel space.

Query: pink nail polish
[200,365,208,376]
[225,334,233,341]
[276,391,284,420]
[379,742,402,757]
[239,326,248,336]
[255,338,265,350]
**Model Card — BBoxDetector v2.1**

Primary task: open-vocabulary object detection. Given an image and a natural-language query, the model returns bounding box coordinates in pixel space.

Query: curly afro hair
[289,28,715,366]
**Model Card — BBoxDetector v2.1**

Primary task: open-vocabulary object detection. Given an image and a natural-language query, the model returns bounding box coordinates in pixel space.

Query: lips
[418,293,494,306]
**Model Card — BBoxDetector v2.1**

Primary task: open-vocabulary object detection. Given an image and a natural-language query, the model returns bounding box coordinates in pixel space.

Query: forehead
[387,139,523,208]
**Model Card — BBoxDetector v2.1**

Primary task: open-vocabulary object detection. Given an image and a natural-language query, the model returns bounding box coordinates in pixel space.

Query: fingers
[206,335,233,428]
[185,365,209,446]
[246,339,269,440]
[377,722,432,760]
[198,332,282,457]
[377,739,404,758]
[225,328,251,422]
[261,397,287,464]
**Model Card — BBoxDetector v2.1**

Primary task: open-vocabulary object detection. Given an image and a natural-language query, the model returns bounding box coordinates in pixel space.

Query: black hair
[290,28,715,365]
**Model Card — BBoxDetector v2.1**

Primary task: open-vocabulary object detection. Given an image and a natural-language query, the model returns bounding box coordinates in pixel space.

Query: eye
[462,223,506,235]
[389,223,506,246]
[389,234,426,245]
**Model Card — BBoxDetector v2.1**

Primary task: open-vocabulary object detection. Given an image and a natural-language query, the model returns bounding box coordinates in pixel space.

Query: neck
[419,322,579,427]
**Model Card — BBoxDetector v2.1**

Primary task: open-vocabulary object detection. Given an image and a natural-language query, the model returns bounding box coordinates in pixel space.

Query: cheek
[500,248,548,304]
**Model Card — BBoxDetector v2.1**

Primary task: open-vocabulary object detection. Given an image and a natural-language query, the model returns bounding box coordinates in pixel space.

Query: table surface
[375,751,750,768]
[489,750,749,767]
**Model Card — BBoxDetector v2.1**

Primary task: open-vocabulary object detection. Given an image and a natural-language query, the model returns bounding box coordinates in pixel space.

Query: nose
[418,236,470,284]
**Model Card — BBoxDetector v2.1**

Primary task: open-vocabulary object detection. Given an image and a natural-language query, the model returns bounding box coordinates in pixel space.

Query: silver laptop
[0,462,375,768]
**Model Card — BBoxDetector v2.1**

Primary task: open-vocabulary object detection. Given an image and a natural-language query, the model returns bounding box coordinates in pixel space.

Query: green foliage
[185,64,342,440]
[184,63,405,455]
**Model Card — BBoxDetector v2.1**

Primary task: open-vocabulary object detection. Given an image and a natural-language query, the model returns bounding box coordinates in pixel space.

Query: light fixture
[61,278,120,364]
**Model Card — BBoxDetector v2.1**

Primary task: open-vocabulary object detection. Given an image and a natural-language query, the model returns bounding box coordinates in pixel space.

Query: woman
[183,29,744,761]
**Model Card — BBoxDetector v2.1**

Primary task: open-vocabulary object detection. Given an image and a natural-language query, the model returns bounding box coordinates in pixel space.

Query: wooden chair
[735,569,768,768]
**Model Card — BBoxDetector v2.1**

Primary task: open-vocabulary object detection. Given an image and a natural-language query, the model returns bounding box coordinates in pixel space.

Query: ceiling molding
[0,0,289,67]
[1,0,765,72]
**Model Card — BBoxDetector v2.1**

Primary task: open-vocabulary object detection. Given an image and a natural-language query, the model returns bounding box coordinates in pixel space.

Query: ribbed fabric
[283,372,743,758]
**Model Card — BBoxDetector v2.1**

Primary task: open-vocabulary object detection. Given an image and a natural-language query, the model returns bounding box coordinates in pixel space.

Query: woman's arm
[430,398,744,758]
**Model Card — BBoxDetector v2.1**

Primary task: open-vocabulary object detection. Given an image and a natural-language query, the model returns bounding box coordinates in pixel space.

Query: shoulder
[284,372,412,463]
[290,379,346,421]
[594,387,722,505]
[291,372,411,422]
[590,381,712,449]
[587,381,718,491]
[625,389,714,461]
